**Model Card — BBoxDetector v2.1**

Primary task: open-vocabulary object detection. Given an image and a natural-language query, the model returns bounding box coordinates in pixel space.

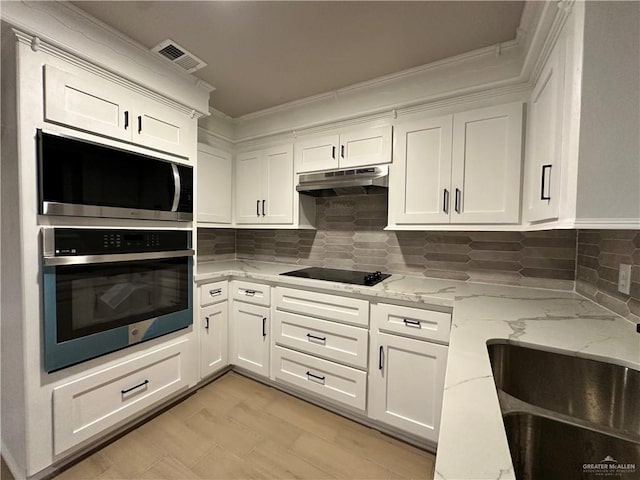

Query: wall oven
[42,228,193,372]
[37,130,193,222]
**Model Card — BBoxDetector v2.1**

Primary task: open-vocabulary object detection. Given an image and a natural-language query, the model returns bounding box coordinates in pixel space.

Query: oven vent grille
[151,39,207,73]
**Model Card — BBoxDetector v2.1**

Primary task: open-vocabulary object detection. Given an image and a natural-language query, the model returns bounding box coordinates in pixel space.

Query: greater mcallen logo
[583,456,637,476]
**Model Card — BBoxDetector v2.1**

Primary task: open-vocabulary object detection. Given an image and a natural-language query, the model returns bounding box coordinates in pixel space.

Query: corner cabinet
[197,144,233,224]
[389,103,524,228]
[235,144,294,225]
[43,64,195,158]
[294,125,392,173]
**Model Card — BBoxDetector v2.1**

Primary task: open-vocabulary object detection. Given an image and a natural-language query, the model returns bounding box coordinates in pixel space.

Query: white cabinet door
[451,103,523,224]
[231,301,270,377]
[369,332,447,442]
[295,134,340,173]
[389,116,453,225]
[200,302,228,379]
[197,145,233,224]
[262,144,294,224]
[524,44,565,223]
[133,99,193,158]
[44,64,131,142]
[339,126,393,170]
[235,150,264,224]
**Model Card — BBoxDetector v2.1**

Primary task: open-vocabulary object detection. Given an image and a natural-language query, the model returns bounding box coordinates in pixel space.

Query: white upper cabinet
[451,103,523,224]
[389,102,523,228]
[389,115,453,225]
[235,144,294,225]
[44,64,194,158]
[197,144,233,224]
[295,125,392,173]
[523,44,565,224]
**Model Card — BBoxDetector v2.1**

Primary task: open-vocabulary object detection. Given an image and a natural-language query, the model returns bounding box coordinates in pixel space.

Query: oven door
[43,252,193,372]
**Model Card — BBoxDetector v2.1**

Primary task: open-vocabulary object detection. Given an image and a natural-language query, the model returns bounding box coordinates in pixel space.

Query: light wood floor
[53,372,435,480]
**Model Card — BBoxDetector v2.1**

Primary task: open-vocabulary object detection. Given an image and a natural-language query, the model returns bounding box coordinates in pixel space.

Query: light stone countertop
[195,260,640,480]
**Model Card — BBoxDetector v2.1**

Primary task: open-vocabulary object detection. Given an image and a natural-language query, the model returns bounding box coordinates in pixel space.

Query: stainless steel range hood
[296,166,388,197]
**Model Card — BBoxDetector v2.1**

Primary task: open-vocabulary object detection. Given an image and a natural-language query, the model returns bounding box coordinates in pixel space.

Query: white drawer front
[232,281,271,306]
[199,280,228,307]
[272,346,367,411]
[372,303,451,344]
[53,339,189,454]
[273,311,368,369]
[275,287,369,327]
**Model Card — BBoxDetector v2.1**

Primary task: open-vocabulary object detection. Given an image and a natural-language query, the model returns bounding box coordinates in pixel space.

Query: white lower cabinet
[52,338,191,455]
[200,302,228,378]
[231,301,270,377]
[368,304,449,443]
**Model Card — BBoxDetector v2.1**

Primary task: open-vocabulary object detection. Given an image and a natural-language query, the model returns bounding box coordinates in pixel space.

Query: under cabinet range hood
[296,166,388,197]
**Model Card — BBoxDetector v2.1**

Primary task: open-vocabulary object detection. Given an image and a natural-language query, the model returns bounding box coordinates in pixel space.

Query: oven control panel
[50,228,190,255]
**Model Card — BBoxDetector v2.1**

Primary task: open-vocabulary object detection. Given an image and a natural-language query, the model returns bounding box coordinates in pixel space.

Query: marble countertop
[195,260,640,480]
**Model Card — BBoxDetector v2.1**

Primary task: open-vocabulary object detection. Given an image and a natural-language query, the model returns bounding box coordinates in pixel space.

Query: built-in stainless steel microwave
[37,130,193,221]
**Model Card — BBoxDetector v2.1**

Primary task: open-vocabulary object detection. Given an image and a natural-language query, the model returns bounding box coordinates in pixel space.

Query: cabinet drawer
[273,311,368,369]
[275,287,369,327]
[372,303,451,344]
[52,338,189,454]
[271,346,367,411]
[231,281,271,306]
[199,280,228,307]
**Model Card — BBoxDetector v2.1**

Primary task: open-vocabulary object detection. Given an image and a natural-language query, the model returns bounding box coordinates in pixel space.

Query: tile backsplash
[576,230,640,323]
[199,195,578,290]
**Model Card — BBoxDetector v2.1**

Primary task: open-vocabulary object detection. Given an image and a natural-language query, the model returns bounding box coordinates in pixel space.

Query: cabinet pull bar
[256,200,260,217]
[244,289,256,297]
[121,379,149,395]
[137,115,142,134]
[443,189,449,214]
[332,146,336,159]
[124,111,129,130]
[541,164,552,201]
[205,316,210,330]
[403,318,421,328]
[378,345,384,370]
[306,333,326,342]
[454,188,461,214]
[209,288,222,296]
[262,317,267,337]
[306,371,325,383]
[262,199,266,217]
[340,145,345,158]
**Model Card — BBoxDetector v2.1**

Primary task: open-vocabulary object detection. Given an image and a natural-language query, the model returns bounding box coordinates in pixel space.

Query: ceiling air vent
[151,39,207,73]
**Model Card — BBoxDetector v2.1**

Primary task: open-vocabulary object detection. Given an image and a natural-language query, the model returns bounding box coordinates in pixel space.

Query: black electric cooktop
[280,267,391,286]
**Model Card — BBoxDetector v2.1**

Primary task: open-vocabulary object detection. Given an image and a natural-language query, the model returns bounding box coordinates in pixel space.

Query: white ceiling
[72,1,525,118]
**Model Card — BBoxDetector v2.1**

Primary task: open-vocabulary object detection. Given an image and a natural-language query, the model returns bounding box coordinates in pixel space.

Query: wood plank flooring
[53,372,435,480]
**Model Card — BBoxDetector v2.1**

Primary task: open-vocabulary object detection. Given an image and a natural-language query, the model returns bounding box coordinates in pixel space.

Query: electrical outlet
[618,264,632,295]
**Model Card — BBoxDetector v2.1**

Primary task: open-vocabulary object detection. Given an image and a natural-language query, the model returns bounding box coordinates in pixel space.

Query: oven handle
[43,249,195,266]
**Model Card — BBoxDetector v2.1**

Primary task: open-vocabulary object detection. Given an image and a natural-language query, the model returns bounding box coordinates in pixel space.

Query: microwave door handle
[170,164,181,212]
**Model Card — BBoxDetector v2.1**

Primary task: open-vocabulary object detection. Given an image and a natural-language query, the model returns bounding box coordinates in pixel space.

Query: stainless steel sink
[487,342,640,480]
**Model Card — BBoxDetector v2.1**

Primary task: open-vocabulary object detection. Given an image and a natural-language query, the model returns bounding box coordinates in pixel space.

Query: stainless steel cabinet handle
[209,288,222,297]
[443,189,449,214]
[541,164,552,201]
[121,379,148,395]
[341,145,345,158]
[306,371,325,383]
[256,200,260,217]
[378,346,384,370]
[262,317,267,337]
[403,318,421,328]
[332,146,336,159]
[262,199,266,217]
[306,333,326,343]
[244,290,256,297]
[205,316,210,330]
